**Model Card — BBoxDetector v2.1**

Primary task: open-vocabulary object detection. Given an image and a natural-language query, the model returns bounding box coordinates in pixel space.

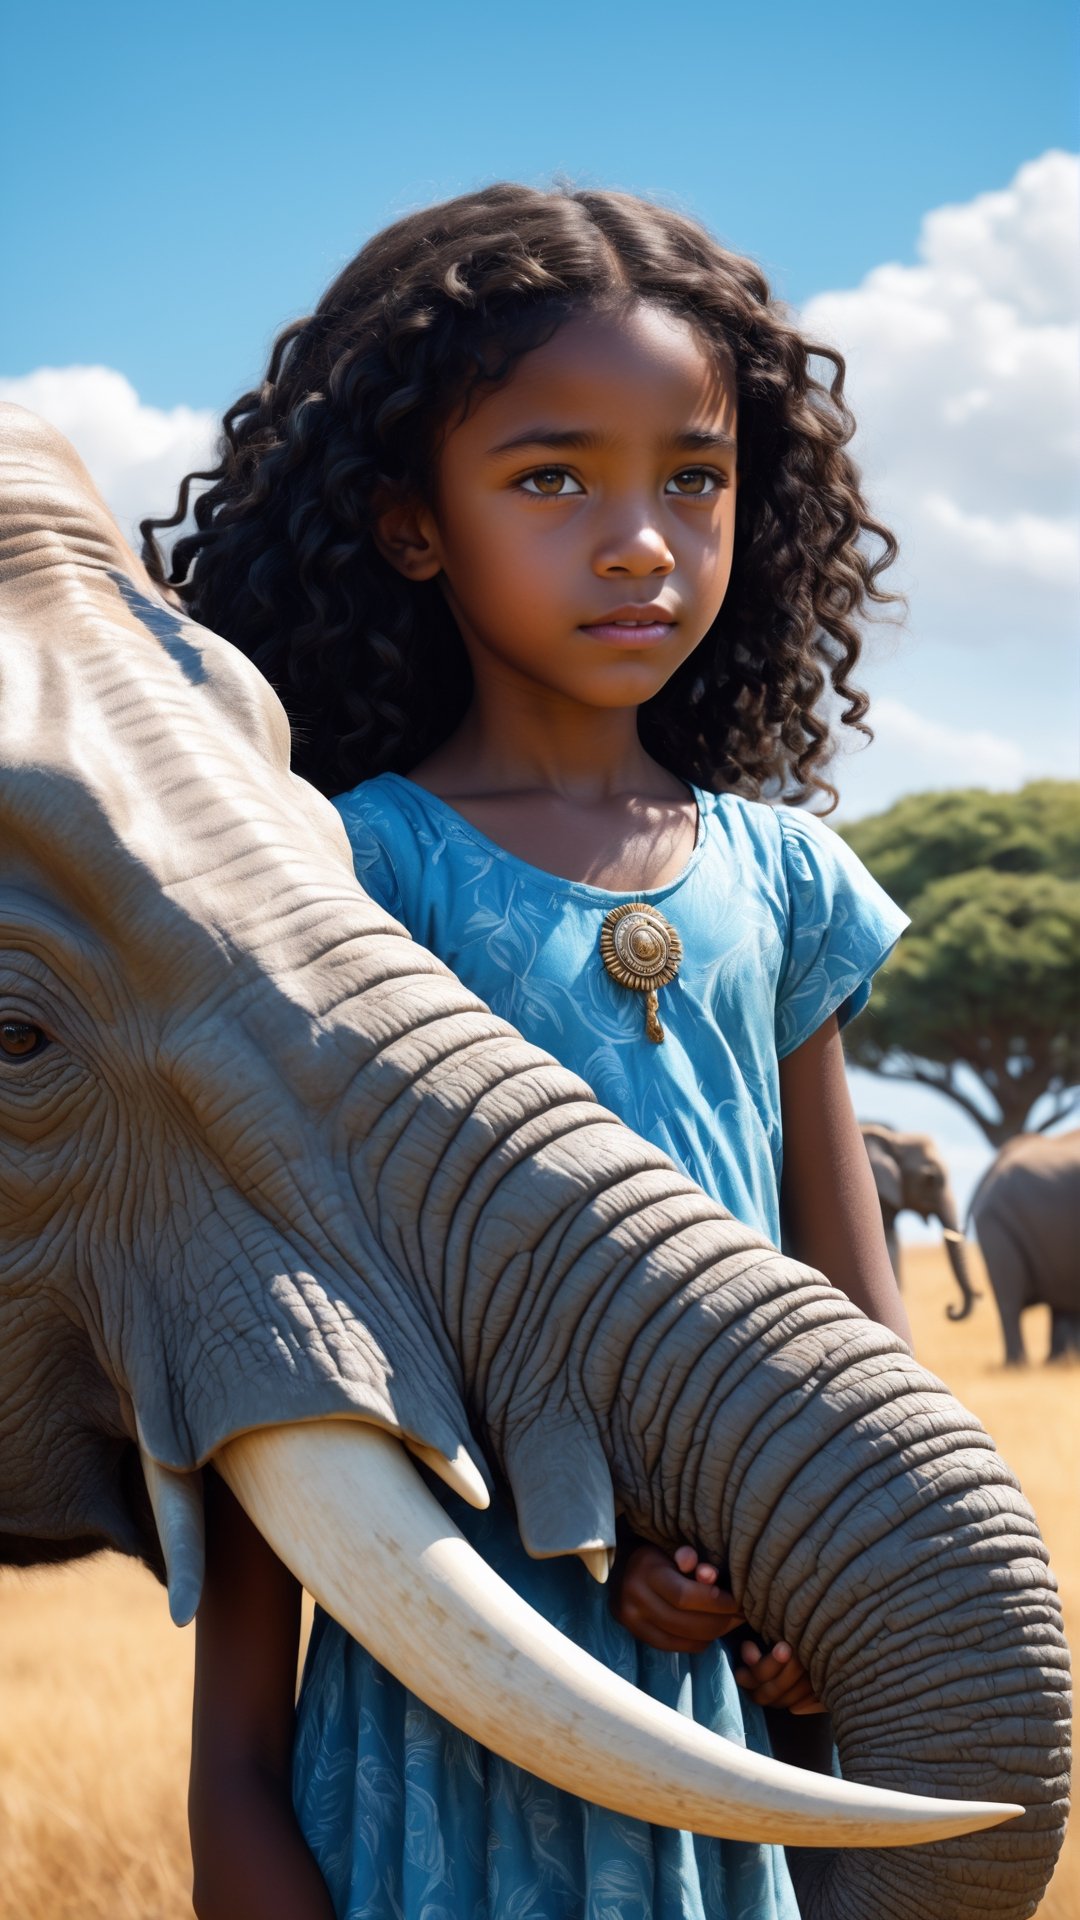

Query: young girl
[144,182,913,1920]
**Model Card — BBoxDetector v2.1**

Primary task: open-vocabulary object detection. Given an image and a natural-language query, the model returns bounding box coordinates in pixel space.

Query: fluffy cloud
[2,156,1074,816]
[0,365,216,550]
[802,151,1080,651]
[834,696,1028,821]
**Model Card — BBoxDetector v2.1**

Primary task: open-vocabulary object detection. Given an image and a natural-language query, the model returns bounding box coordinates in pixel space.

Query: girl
[144,183,913,1920]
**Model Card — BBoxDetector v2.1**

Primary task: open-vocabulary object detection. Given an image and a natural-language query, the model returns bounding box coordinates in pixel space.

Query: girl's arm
[189,1467,336,1920]
[779,1013,913,1348]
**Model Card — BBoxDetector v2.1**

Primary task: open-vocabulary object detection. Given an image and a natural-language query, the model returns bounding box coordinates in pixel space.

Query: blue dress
[293,775,908,1920]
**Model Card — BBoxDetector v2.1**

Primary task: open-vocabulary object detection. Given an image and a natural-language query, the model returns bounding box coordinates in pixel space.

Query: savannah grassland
[1,1245,1076,1919]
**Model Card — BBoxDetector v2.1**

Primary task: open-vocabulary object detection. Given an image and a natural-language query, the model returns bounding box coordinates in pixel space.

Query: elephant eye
[0,1019,49,1060]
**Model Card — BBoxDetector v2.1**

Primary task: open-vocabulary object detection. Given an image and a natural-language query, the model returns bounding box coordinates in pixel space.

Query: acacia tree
[841,782,1080,1147]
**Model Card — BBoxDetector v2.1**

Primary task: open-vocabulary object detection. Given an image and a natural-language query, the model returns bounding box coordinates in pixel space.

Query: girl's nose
[594,519,675,578]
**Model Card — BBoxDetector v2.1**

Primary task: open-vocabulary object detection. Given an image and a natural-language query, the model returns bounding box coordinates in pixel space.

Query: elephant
[860,1122,980,1320]
[968,1130,1080,1367]
[0,403,1071,1920]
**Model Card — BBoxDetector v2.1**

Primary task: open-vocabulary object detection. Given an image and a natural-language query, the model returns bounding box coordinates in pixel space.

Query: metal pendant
[599,901,683,1044]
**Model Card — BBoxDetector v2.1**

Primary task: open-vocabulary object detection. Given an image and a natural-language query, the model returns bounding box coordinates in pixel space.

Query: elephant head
[861,1122,980,1320]
[0,407,1070,1919]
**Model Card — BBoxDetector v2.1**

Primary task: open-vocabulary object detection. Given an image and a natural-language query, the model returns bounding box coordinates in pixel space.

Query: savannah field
[1,1243,1076,1920]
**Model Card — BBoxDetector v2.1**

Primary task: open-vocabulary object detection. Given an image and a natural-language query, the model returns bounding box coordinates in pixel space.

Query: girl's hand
[610,1542,744,1652]
[734,1639,827,1715]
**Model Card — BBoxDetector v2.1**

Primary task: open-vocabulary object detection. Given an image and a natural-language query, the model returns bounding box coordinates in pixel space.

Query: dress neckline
[378,772,710,905]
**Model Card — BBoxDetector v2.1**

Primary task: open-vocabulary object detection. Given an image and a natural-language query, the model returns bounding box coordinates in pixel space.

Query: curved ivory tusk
[404,1437,490,1510]
[138,1435,205,1627]
[216,1422,1023,1848]
[578,1545,615,1583]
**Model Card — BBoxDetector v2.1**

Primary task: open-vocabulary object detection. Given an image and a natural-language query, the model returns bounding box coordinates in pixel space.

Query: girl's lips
[579,616,677,645]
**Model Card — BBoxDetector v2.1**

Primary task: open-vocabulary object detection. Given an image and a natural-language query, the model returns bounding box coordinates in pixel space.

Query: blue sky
[2,2,1077,1219]
[3,0,1077,409]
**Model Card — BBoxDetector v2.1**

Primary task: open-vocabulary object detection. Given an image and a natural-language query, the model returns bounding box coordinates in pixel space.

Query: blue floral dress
[292,775,908,1920]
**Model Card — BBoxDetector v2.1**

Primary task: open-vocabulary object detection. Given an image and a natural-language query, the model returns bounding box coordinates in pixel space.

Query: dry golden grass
[899,1244,1078,1919]
[0,1553,194,1918]
[0,1244,1075,1917]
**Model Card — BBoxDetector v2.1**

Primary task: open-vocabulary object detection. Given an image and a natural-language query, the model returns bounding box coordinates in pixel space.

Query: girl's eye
[519,469,585,497]
[666,468,726,497]
[0,1019,49,1060]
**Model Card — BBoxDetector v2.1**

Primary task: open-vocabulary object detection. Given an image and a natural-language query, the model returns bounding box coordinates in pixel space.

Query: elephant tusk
[137,1432,205,1627]
[404,1436,491,1510]
[216,1421,1023,1848]
[578,1545,615,1583]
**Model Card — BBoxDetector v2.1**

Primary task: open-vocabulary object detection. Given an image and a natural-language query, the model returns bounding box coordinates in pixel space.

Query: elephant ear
[863,1133,903,1212]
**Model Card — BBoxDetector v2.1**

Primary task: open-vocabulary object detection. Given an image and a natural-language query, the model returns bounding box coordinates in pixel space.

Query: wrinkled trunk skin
[668,1299,1065,1918]
[352,1033,1070,1919]
[0,411,1070,1920]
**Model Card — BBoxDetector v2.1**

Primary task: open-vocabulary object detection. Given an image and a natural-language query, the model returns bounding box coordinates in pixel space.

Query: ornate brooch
[599,902,683,1044]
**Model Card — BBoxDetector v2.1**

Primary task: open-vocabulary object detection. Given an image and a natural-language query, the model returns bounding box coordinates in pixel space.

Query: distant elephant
[969,1130,1080,1366]
[0,408,1070,1920]
[860,1123,980,1320]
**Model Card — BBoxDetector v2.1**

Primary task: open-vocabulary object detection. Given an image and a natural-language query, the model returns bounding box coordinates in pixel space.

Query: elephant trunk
[939,1187,980,1321]
[605,1256,1071,1920]
[216,1422,1020,1849]
[397,1084,1069,1916]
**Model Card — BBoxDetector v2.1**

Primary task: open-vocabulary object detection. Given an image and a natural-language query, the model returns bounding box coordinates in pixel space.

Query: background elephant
[860,1122,980,1320]
[0,407,1070,1919]
[969,1130,1080,1366]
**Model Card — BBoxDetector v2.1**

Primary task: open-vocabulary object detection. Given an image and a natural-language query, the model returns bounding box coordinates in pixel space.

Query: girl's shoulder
[332,773,431,919]
[334,769,420,836]
[333,770,501,923]
[704,795,910,1058]
[694,785,825,889]
[335,767,428,814]
[691,789,909,1062]
[696,786,888,899]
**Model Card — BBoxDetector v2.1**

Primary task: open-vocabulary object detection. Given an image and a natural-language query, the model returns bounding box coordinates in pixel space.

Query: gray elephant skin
[0,406,1070,1920]
[969,1130,1080,1366]
[861,1123,980,1320]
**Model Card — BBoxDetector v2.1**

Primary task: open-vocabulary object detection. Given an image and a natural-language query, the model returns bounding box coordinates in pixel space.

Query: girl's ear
[373,495,444,581]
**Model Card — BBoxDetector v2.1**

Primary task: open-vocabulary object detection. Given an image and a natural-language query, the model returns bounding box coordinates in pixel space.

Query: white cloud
[0,365,217,550]
[920,492,1078,593]
[802,150,1080,651]
[2,156,1075,817]
[835,696,1028,821]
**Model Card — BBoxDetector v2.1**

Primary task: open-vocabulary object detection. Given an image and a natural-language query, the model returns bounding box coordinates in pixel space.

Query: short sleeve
[774,810,909,1059]
[332,787,406,922]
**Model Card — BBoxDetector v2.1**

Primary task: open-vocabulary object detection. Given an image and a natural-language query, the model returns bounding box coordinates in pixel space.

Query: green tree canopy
[841,782,1080,1145]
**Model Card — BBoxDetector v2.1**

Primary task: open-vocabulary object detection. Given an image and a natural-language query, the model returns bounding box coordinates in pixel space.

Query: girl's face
[380,301,738,715]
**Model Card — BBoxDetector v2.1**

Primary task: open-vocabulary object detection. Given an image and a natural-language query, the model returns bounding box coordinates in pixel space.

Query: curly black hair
[142,183,899,807]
